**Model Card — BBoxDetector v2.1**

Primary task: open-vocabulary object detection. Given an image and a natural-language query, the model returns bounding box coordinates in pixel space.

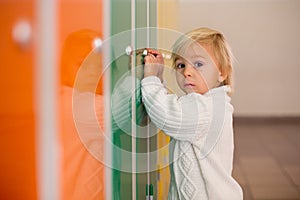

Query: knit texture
[141,76,243,200]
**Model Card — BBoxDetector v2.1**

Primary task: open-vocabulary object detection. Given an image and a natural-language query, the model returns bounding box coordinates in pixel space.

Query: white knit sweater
[141,76,243,200]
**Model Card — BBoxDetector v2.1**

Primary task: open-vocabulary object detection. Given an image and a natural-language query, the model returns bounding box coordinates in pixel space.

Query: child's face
[175,42,221,94]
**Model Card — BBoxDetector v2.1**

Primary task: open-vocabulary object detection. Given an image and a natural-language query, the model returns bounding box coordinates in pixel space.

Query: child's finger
[146,48,160,56]
[144,54,156,64]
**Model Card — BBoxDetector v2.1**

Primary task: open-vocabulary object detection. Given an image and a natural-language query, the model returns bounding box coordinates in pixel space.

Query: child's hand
[144,48,164,82]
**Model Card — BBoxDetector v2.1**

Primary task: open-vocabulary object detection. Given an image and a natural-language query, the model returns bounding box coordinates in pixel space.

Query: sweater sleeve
[141,76,212,142]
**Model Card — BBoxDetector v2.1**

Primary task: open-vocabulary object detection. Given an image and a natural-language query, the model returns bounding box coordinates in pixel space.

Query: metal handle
[125,46,171,59]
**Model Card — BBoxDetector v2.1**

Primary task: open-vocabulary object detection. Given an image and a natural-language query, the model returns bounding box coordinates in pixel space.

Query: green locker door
[109,0,157,199]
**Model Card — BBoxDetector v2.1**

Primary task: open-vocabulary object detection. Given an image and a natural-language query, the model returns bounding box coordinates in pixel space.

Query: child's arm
[141,74,211,142]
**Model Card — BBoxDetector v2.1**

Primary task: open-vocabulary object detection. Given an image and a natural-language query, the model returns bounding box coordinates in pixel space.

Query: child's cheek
[175,71,185,88]
[201,68,220,89]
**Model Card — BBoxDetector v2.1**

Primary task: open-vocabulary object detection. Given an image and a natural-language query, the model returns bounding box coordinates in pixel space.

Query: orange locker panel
[58,1,104,199]
[0,1,37,200]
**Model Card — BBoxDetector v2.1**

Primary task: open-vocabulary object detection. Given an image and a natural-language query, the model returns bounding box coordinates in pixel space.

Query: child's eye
[176,63,185,69]
[194,62,203,68]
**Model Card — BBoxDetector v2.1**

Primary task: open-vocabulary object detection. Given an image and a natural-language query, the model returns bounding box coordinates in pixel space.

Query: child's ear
[218,72,227,83]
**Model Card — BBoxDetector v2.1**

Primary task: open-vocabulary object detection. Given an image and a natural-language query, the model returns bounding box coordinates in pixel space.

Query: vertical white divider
[103,0,112,199]
[34,0,60,200]
[146,0,151,189]
[131,0,137,200]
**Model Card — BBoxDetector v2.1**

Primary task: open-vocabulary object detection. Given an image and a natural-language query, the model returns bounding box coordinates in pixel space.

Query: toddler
[141,27,243,199]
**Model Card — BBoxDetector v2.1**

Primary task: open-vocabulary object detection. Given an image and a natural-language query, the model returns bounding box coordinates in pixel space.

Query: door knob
[12,19,32,49]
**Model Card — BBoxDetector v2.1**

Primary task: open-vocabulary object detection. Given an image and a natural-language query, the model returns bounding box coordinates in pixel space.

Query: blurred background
[0,0,299,199]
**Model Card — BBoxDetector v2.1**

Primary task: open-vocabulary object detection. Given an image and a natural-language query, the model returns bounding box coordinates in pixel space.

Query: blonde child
[141,27,243,199]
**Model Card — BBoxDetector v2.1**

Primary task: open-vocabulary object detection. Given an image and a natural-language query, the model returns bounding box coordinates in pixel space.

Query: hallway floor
[232,118,300,200]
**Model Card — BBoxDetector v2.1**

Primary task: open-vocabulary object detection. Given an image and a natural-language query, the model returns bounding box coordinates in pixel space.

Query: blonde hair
[172,27,234,89]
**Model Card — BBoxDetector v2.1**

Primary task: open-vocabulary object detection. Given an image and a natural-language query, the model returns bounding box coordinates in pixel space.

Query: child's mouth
[184,83,195,87]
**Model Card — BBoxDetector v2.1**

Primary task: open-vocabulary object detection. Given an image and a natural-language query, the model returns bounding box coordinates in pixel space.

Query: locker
[0,1,36,199]
[0,0,178,199]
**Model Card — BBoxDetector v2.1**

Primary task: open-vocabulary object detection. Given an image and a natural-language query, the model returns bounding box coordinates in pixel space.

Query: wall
[177,0,300,117]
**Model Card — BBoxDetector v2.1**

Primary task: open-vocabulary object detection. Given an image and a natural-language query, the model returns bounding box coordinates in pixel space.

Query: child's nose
[183,65,194,77]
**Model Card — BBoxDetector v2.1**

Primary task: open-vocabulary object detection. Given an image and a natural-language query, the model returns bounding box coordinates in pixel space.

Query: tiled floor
[232,118,300,200]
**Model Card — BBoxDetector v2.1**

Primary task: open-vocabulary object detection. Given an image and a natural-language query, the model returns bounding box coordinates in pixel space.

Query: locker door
[109,0,157,199]
[58,0,105,199]
[0,1,37,199]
